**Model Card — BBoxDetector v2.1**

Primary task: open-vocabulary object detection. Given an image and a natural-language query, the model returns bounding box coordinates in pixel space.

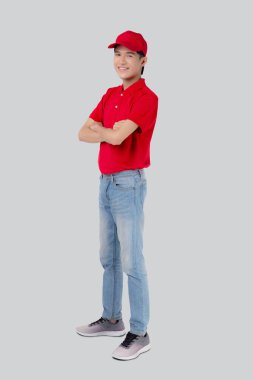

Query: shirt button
[120,93,123,96]
[115,105,118,108]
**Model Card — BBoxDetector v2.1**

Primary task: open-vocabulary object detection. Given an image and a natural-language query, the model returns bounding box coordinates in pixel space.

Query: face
[113,45,147,81]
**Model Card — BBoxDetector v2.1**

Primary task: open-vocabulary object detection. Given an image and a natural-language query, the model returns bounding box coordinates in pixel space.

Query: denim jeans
[98,169,149,336]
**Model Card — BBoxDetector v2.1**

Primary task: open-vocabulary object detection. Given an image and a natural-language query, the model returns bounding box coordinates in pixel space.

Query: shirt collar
[120,78,146,95]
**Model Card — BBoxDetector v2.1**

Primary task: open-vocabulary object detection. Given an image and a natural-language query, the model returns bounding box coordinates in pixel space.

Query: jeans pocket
[113,176,135,190]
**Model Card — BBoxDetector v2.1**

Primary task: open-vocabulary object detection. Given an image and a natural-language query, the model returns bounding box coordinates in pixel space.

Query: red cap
[108,30,147,56]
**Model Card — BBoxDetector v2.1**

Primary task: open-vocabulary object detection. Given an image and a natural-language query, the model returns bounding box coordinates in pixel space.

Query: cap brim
[107,41,143,53]
[108,43,117,48]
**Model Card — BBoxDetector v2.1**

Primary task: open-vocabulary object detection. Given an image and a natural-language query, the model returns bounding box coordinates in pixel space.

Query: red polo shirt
[89,77,158,174]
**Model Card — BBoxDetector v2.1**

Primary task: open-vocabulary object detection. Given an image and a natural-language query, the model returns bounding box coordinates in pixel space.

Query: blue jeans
[99,169,149,336]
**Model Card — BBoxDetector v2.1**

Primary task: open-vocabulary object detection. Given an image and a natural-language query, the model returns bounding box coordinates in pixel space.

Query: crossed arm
[78,118,139,145]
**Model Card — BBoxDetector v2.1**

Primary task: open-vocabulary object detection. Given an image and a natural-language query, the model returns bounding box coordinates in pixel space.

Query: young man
[76,30,158,361]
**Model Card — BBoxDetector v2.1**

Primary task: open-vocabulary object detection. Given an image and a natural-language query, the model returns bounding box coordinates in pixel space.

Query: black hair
[136,51,145,75]
[113,45,146,75]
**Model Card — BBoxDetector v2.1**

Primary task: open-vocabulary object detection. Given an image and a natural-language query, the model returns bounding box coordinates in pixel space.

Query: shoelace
[121,332,139,348]
[89,317,107,326]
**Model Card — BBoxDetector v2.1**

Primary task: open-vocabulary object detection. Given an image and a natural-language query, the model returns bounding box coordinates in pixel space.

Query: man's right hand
[78,118,105,143]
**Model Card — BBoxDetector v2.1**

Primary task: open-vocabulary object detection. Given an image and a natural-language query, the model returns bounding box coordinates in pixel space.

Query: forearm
[96,126,117,145]
[78,122,105,143]
[86,119,135,145]
[79,129,104,143]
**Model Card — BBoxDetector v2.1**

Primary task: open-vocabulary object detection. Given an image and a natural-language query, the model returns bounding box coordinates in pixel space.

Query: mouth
[118,67,129,71]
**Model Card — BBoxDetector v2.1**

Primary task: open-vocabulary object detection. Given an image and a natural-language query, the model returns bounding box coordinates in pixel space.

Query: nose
[119,55,127,65]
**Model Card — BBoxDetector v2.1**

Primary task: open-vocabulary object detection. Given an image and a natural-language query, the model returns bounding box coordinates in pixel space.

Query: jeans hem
[102,314,122,320]
[130,329,147,336]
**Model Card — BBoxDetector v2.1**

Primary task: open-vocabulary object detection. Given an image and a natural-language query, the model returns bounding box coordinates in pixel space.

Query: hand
[89,123,101,131]
[113,120,127,130]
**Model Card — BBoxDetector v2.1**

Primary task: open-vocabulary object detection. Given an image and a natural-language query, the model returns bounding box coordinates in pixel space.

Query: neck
[122,75,142,90]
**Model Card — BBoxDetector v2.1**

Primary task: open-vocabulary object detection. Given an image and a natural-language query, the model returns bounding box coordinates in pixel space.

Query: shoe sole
[112,343,151,360]
[76,329,126,337]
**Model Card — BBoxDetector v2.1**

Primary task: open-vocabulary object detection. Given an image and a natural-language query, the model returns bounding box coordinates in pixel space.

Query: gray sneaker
[75,317,126,337]
[112,331,151,360]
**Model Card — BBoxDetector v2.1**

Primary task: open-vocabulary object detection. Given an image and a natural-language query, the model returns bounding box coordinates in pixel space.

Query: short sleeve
[127,94,158,134]
[89,89,111,123]
[88,96,104,122]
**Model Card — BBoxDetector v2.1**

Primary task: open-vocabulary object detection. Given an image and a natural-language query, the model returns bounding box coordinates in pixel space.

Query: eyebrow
[114,49,136,54]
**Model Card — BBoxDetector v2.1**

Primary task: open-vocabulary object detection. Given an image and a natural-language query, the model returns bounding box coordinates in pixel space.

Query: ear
[142,56,148,67]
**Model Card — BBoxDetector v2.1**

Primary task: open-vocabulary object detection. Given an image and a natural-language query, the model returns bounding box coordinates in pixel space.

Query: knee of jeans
[99,253,112,269]
[121,262,131,275]
[120,252,130,273]
[100,253,121,270]
[121,259,147,276]
[122,266,147,277]
[122,252,147,277]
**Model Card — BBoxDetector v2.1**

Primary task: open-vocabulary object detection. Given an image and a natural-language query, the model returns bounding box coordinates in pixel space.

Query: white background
[1,0,252,378]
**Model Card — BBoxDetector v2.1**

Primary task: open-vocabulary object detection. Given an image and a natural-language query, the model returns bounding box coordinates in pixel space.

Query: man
[76,30,159,361]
